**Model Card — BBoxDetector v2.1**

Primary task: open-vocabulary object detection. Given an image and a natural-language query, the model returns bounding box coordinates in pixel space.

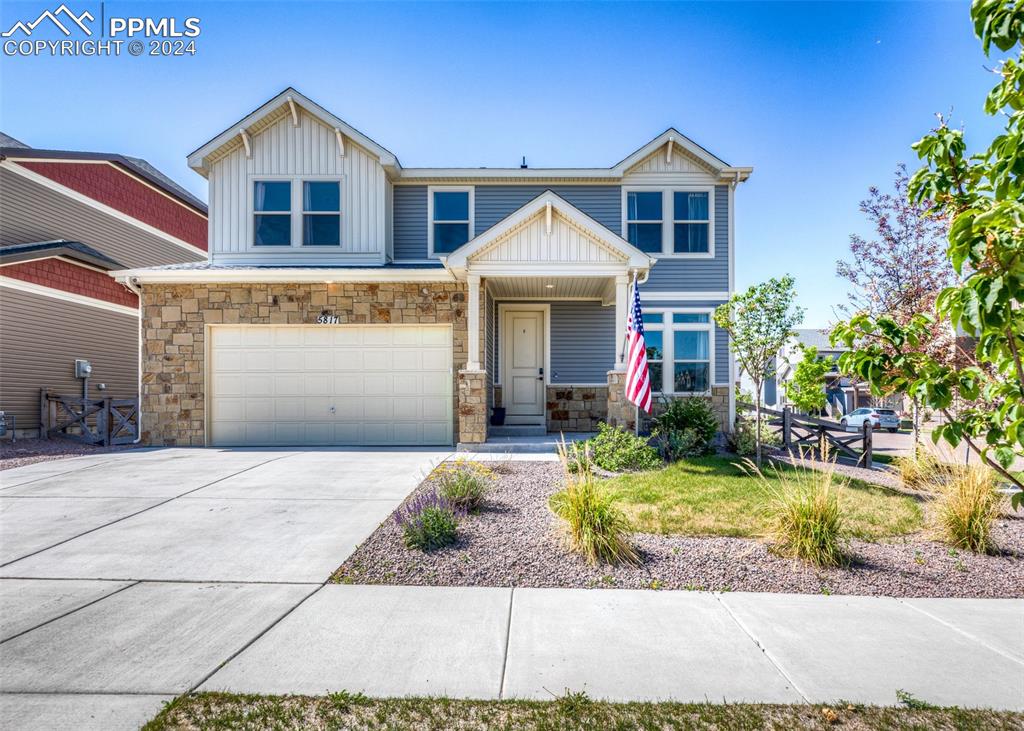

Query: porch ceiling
[486,276,613,301]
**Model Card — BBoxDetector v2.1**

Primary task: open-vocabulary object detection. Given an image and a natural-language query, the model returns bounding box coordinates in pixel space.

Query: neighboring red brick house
[0,133,208,437]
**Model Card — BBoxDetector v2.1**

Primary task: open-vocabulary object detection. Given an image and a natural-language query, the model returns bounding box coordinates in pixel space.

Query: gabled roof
[187,87,400,177]
[611,128,729,174]
[0,240,124,270]
[443,190,654,270]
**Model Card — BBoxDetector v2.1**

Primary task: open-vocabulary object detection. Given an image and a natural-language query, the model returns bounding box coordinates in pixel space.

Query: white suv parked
[840,408,901,433]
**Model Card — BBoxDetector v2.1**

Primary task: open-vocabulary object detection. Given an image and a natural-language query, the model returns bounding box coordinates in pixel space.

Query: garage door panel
[211,325,452,447]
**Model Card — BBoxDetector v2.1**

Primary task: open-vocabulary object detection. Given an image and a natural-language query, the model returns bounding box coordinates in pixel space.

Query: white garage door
[210,325,453,446]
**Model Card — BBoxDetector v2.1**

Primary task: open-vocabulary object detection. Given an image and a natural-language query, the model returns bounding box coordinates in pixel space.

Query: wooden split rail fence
[39,388,139,446]
[740,403,874,468]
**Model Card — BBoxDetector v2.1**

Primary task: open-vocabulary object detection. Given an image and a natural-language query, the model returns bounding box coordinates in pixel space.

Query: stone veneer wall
[607,375,730,436]
[457,370,487,443]
[140,281,468,446]
[637,386,732,435]
[546,386,608,433]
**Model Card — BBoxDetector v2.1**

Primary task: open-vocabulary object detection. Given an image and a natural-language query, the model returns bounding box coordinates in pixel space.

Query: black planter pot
[490,406,506,426]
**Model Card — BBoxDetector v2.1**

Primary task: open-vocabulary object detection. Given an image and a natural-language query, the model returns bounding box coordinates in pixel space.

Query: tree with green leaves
[786,345,831,415]
[833,0,1024,508]
[715,276,805,467]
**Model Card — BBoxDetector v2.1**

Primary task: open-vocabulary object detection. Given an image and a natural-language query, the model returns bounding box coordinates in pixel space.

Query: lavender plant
[393,491,463,550]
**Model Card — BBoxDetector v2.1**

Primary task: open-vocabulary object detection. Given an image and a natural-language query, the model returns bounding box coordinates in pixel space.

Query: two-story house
[114,89,751,447]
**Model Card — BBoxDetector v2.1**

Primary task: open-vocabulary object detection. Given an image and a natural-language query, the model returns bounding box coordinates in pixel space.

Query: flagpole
[630,272,640,437]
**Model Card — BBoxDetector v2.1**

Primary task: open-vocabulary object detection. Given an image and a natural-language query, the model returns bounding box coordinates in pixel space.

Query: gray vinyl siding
[0,286,138,431]
[0,168,205,268]
[492,300,615,385]
[475,186,621,236]
[391,185,621,261]
[639,299,730,385]
[644,185,729,292]
[392,185,429,261]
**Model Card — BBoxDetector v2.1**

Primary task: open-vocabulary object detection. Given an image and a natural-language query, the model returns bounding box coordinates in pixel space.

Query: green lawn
[143,692,1023,731]
[601,455,923,540]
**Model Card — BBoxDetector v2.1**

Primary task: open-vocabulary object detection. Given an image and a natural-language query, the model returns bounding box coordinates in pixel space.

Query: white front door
[502,308,545,424]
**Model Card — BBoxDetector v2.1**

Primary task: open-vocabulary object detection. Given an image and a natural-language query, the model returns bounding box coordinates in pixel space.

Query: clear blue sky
[0,1,1002,326]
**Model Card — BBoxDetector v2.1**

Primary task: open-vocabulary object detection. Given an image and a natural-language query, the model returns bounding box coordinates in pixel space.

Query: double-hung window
[626,191,663,253]
[303,181,341,245]
[253,179,342,247]
[642,310,713,394]
[623,187,714,256]
[253,181,292,246]
[429,187,473,255]
[673,191,710,253]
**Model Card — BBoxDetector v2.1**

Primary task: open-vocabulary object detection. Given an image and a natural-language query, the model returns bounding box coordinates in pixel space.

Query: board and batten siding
[644,185,729,292]
[0,285,138,431]
[208,110,386,260]
[391,185,621,261]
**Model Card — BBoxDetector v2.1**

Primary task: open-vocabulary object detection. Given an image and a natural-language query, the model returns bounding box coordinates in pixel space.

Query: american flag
[624,274,652,413]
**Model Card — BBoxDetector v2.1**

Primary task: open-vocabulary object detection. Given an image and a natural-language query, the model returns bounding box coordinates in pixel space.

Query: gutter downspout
[121,275,144,444]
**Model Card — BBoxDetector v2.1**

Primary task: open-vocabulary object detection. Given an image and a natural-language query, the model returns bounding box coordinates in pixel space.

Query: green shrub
[432,459,494,511]
[393,492,461,551]
[654,397,719,459]
[551,440,640,565]
[748,458,847,567]
[930,465,1003,553]
[728,416,781,457]
[588,422,661,472]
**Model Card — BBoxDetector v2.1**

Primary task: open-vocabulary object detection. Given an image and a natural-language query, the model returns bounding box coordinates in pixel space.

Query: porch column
[613,274,629,369]
[466,273,481,371]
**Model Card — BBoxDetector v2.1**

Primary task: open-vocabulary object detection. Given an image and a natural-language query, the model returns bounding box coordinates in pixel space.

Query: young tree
[715,276,805,467]
[834,0,1024,508]
[836,166,960,449]
[786,345,830,414]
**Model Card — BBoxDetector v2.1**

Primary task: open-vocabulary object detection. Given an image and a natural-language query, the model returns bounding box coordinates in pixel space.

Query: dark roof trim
[0,240,124,270]
[0,147,207,214]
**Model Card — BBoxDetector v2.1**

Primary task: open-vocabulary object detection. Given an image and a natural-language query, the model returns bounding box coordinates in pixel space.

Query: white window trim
[621,186,715,259]
[643,307,715,396]
[249,174,343,250]
[427,185,474,258]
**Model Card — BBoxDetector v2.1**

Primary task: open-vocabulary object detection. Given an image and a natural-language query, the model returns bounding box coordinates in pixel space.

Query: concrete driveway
[0,447,447,729]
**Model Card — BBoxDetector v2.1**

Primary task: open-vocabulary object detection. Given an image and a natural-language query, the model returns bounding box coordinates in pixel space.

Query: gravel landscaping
[0,438,141,471]
[333,461,1024,598]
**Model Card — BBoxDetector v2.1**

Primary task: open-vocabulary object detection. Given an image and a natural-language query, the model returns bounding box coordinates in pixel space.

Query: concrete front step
[487,425,547,438]
[457,432,592,454]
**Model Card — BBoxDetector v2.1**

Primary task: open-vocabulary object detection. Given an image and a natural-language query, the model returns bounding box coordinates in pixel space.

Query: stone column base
[606,370,636,432]
[458,369,487,443]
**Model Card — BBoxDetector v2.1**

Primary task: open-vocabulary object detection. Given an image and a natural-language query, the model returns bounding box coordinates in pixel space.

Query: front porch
[445,191,654,445]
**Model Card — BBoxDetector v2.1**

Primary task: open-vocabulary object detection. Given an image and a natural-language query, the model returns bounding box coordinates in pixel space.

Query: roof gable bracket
[666,136,674,164]
[334,128,346,157]
[545,202,552,235]
[287,96,299,126]
[239,128,252,158]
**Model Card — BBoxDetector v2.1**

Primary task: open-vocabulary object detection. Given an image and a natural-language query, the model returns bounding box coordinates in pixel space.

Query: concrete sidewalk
[2,583,1021,730]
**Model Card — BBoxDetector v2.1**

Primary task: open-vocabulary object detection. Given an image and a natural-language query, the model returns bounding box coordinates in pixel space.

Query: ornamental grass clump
[551,439,639,566]
[393,491,463,551]
[929,465,1003,554]
[432,458,494,511]
[747,457,847,567]
[894,451,942,490]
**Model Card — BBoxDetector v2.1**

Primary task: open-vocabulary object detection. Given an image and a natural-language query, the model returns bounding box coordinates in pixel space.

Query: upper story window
[673,191,710,254]
[626,191,663,253]
[642,310,713,394]
[254,181,291,246]
[253,178,342,248]
[303,181,341,246]
[429,186,474,256]
[623,187,715,258]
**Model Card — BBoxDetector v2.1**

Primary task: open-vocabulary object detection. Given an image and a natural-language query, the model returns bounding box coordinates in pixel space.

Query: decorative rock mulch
[333,461,1024,598]
[0,438,141,471]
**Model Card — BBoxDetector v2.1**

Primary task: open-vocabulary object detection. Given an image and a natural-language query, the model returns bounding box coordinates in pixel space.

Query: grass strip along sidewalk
[145,692,1023,730]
